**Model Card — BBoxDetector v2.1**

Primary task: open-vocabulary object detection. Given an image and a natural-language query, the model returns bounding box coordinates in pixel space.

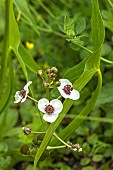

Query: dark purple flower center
[45,105,54,115]
[63,84,73,94]
[19,89,26,98]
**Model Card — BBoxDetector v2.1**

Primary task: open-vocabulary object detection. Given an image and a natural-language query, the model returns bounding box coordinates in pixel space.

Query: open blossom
[38,98,63,123]
[57,79,80,100]
[14,81,32,103]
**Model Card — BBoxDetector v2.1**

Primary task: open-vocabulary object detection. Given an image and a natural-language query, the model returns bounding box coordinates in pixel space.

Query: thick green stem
[0,0,10,95]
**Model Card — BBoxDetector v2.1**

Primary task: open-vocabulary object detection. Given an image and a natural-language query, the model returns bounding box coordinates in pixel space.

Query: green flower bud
[46,68,51,74]
[32,134,45,147]
[51,67,58,74]
[40,149,50,161]
[37,70,43,77]
[55,81,61,87]
[20,144,30,155]
[44,82,50,88]
[37,134,45,140]
[48,73,56,79]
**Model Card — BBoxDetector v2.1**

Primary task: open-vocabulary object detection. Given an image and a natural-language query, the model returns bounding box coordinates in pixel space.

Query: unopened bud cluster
[21,126,50,160]
[67,141,82,152]
[37,67,60,88]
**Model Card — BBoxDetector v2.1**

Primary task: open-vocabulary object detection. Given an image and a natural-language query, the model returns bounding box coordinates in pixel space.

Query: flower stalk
[46,145,66,150]
[27,96,38,103]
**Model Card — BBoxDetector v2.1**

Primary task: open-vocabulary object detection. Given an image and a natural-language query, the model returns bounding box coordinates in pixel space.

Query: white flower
[72,148,77,151]
[14,81,32,103]
[78,148,82,152]
[57,79,80,100]
[38,98,63,123]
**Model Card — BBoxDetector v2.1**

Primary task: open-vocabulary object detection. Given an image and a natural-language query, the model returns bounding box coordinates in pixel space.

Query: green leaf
[0,0,20,110]
[0,56,13,114]
[82,166,93,170]
[82,143,91,153]
[76,18,86,35]
[73,48,102,91]
[14,49,28,80]
[102,9,113,32]
[91,0,105,50]
[0,0,14,94]
[14,0,39,35]
[18,44,41,73]
[92,154,103,162]
[95,81,113,107]
[80,158,90,166]
[64,14,75,36]
[101,43,112,56]
[64,58,86,83]
[9,0,20,50]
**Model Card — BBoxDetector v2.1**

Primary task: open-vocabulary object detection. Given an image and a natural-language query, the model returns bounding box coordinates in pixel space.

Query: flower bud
[46,68,51,74]
[55,81,61,87]
[48,73,56,79]
[44,82,50,88]
[51,67,58,74]
[20,144,30,155]
[22,125,31,135]
[32,138,42,147]
[37,70,43,77]
[37,133,45,140]
[32,134,45,147]
[40,149,50,160]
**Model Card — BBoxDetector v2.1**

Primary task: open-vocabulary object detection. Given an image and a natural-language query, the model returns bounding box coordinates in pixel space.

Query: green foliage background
[0,0,113,170]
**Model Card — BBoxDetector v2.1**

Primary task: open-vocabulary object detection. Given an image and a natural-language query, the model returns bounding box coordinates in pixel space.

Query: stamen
[45,105,54,115]
[19,89,26,98]
[63,85,73,94]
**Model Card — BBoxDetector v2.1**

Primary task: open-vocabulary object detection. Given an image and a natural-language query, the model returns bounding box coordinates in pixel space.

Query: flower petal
[14,91,22,103]
[50,99,63,114]
[69,89,80,100]
[24,81,32,93]
[43,113,58,123]
[38,98,49,113]
[58,79,72,89]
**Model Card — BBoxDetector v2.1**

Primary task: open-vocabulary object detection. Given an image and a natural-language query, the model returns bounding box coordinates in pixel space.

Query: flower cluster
[14,67,80,123]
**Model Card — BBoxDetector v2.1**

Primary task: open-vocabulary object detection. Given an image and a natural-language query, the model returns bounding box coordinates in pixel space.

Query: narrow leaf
[64,58,86,83]
[14,0,39,35]
[18,44,41,73]
[91,0,105,50]
[0,56,13,114]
